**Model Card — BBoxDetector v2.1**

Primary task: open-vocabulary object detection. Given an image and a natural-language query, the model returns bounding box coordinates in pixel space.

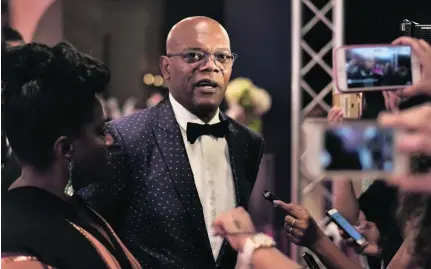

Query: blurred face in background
[365,58,374,70]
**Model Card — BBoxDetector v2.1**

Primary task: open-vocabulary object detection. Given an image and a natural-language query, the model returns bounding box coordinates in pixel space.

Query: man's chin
[194,100,221,115]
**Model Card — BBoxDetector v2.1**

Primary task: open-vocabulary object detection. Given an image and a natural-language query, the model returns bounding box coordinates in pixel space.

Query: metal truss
[290,0,344,263]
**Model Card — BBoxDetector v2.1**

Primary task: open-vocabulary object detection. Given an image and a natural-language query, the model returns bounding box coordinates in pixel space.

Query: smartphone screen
[303,119,410,177]
[321,125,394,172]
[344,45,412,88]
[327,209,365,243]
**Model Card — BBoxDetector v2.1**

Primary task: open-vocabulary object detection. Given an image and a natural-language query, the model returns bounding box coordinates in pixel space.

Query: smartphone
[302,119,410,178]
[333,44,421,93]
[332,93,362,119]
[326,209,366,246]
[262,190,279,203]
[302,252,320,269]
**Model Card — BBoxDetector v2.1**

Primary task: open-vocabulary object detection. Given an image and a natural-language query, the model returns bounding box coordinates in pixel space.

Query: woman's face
[71,100,111,191]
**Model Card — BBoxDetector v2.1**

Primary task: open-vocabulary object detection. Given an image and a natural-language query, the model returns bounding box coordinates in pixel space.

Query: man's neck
[10,166,68,200]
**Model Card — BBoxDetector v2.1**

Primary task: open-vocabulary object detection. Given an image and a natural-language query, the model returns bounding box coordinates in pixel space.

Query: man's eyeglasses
[167,50,238,70]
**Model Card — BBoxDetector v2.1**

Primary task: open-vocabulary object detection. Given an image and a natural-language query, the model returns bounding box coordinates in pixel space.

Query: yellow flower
[249,87,272,116]
[225,77,254,104]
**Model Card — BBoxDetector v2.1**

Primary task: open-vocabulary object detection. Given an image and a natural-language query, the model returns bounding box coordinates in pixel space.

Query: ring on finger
[289,226,293,233]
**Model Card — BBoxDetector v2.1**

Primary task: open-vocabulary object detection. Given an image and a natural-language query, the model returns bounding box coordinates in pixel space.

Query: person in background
[1,42,141,269]
[379,36,431,269]
[79,16,264,269]
[332,36,431,269]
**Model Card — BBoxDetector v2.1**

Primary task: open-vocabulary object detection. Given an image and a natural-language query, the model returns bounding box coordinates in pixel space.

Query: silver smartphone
[333,44,421,93]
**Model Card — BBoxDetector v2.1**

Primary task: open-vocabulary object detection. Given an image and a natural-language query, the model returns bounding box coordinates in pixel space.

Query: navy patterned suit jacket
[79,96,264,269]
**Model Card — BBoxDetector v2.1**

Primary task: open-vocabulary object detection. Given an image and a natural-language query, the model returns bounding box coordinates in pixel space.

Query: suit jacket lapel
[152,98,213,260]
[222,114,250,208]
[217,114,251,267]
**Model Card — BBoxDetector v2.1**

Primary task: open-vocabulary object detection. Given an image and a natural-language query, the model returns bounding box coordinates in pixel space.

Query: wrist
[309,229,328,252]
[240,233,276,264]
[239,235,254,252]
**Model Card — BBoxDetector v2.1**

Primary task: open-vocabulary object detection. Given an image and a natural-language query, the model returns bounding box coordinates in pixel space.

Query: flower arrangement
[225,77,272,133]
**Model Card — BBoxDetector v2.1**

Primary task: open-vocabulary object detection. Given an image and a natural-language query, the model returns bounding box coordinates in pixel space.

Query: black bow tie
[186,121,229,144]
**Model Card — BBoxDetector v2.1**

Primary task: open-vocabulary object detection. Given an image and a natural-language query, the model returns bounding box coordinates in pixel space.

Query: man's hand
[213,207,257,252]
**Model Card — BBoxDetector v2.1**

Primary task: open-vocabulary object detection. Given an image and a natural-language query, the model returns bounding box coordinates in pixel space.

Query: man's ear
[160,56,171,80]
[53,136,74,161]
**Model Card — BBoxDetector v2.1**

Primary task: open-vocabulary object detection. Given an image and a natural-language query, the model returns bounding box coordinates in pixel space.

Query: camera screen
[322,125,394,171]
[344,46,413,88]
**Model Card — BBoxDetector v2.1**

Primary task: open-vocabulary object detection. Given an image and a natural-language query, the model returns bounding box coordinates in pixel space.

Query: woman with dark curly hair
[1,42,141,269]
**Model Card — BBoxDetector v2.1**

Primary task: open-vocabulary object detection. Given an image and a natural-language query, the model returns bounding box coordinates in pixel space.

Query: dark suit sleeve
[78,121,131,224]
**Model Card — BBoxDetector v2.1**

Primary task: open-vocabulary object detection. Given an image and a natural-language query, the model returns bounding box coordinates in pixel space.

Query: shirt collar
[169,93,220,131]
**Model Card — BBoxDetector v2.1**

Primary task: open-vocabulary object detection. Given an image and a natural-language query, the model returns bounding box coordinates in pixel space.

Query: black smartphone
[302,252,320,269]
[326,208,367,247]
[262,190,279,203]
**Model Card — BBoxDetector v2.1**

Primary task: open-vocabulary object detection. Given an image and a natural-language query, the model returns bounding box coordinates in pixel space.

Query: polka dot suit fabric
[78,97,264,269]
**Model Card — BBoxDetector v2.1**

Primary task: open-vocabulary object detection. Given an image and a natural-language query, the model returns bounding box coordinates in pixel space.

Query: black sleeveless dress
[2,187,141,269]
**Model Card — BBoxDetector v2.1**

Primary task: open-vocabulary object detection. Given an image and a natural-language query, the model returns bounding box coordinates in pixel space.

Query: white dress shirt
[169,94,236,260]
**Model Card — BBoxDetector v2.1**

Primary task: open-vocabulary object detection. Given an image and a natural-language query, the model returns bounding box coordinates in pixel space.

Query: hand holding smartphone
[326,209,367,247]
[333,44,421,93]
[302,119,410,178]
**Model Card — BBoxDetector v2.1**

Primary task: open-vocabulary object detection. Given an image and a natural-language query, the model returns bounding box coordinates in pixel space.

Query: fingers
[284,225,304,245]
[378,105,431,131]
[212,225,226,237]
[285,231,300,245]
[397,133,431,155]
[213,207,248,235]
[418,39,431,52]
[327,107,343,124]
[392,37,430,66]
[383,91,390,111]
[338,228,350,239]
[383,91,400,112]
[356,220,367,230]
[387,174,431,193]
[399,84,426,97]
[273,201,300,218]
[284,215,296,227]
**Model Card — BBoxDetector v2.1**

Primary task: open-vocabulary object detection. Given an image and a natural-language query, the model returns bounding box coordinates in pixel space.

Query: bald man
[79,16,264,269]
